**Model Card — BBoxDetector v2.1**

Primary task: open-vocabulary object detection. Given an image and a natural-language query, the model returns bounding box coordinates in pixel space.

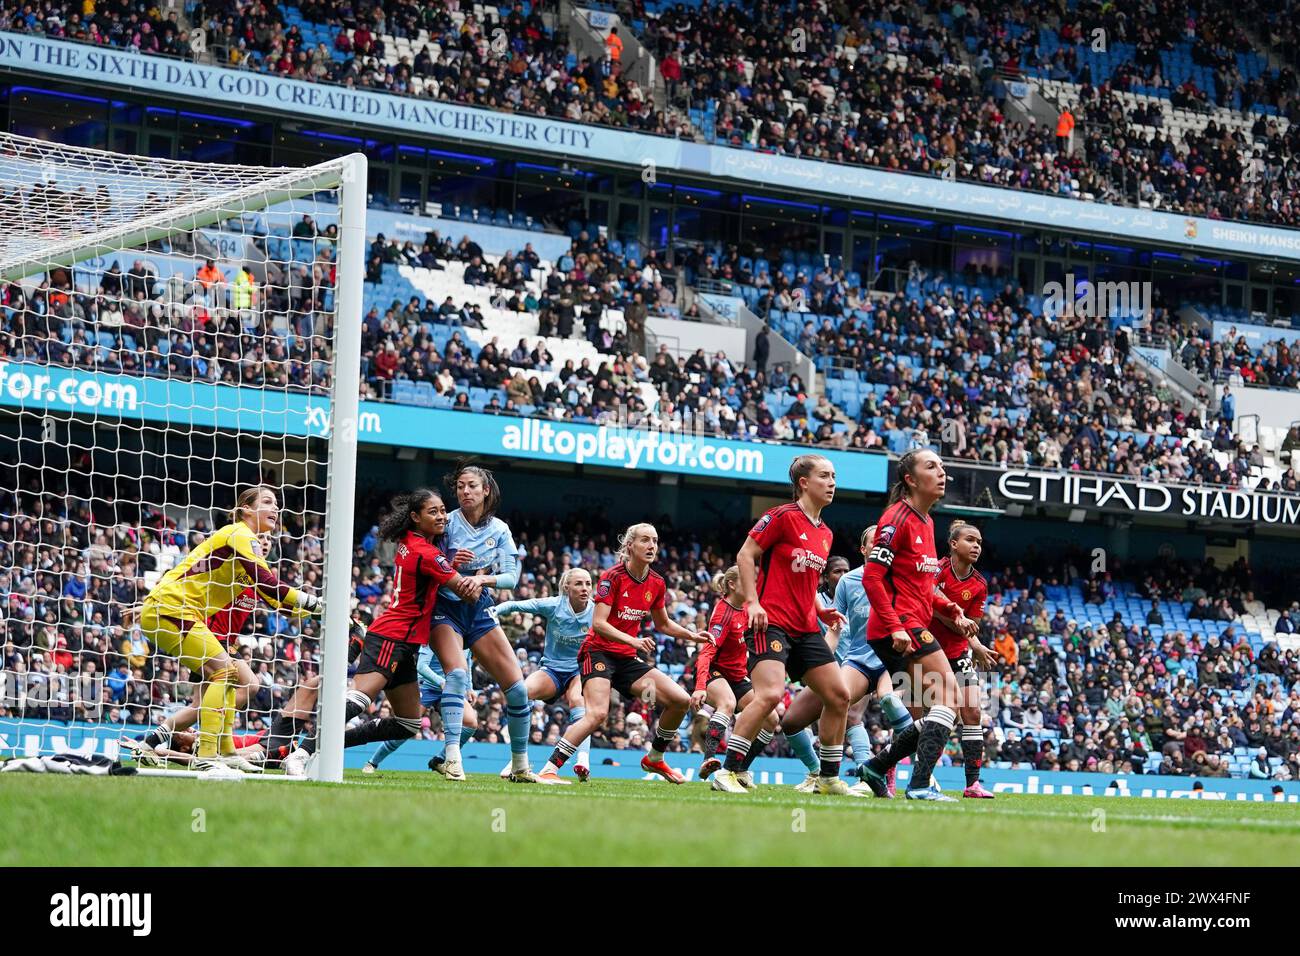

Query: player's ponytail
[788,454,829,500]
[948,519,970,545]
[711,565,740,597]
[445,458,501,525]
[616,522,657,564]
[231,485,276,526]
[887,450,921,505]
[379,488,441,541]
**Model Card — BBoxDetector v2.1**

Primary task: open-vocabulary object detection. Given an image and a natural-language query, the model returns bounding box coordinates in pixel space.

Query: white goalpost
[0,132,364,783]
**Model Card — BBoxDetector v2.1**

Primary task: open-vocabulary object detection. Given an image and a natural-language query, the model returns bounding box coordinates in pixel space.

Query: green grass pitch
[2,771,1295,866]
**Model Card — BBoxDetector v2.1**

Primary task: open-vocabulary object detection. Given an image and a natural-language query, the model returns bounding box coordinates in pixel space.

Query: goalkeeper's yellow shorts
[139,604,225,673]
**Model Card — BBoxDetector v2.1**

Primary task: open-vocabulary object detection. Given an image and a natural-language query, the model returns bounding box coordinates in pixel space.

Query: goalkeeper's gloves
[289,591,322,620]
[348,624,366,664]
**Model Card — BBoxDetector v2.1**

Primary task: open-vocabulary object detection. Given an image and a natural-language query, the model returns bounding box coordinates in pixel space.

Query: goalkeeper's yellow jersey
[142,521,301,622]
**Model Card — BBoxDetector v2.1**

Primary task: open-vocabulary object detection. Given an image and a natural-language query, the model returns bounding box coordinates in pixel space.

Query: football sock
[961,725,984,787]
[819,742,844,779]
[722,734,751,772]
[703,712,730,758]
[569,707,591,766]
[880,692,914,732]
[868,721,920,774]
[741,729,773,771]
[299,690,369,756]
[650,723,678,761]
[787,726,820,773]
[368,737,404,768]
[909,706,956,791]
[440,668,469,763]
[197,666,237,758]
[545,736,577,771]
[218,682,238,756]
[344,715,422,748]
[846,722,872,766]
[504,680,530,769]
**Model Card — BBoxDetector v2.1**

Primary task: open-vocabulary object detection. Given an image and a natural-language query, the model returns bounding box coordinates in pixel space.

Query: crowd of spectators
[0,208,338,395]
[1,176,1289,498]
[382,235,1298,494]
[4,474,1300,781]
[6,0,1300,226]
[1172,323,1300,391]
[973,551,1300,782]
[795,271,1297,491]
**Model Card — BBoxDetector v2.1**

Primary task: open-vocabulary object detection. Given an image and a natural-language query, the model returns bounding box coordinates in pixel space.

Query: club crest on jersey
[877,525,896,547]
[919,630,935,644]
[961,588,972,601]
[594,661,606,672]
[644,590,653,602]
[770,639,783,653]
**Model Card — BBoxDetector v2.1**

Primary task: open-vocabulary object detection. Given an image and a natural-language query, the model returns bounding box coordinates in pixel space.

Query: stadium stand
[4,179,1294,493]
[5,0,1300,226]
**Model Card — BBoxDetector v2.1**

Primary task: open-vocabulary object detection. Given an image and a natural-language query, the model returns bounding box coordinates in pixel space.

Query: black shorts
[354,631,419,688]
[580,647,655,699]
[950,651,981,688]
[706,669,753,702]
[867,625,945,675]
[746,625,836,683]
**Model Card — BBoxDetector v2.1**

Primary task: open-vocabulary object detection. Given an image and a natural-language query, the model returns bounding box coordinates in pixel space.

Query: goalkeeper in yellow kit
[139,485,320,771]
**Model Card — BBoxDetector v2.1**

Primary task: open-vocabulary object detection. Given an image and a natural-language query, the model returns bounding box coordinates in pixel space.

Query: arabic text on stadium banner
[2,719,1295,801]
[3,33,1300,259]
[0,362,889,492]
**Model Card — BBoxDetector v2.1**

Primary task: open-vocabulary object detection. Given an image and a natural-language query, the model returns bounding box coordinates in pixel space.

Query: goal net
[0,132,363,782]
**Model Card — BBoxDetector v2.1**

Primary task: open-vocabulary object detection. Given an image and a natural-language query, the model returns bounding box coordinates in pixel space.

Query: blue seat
[393,379,417,404]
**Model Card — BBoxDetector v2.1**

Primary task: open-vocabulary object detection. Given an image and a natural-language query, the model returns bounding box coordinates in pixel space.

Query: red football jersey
[749,502,834,634]
[864,499,950,640]
[368,531,457,645]
[695,599,748,688]
[581,563,666,660]
[208,588,255,646]
[931,557,988,659]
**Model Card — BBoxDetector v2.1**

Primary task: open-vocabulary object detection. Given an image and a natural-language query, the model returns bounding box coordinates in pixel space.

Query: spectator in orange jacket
[196,259,224,290]
[604,28,623,63]
[993,630,1018,667]
[1056,106,1075,154]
